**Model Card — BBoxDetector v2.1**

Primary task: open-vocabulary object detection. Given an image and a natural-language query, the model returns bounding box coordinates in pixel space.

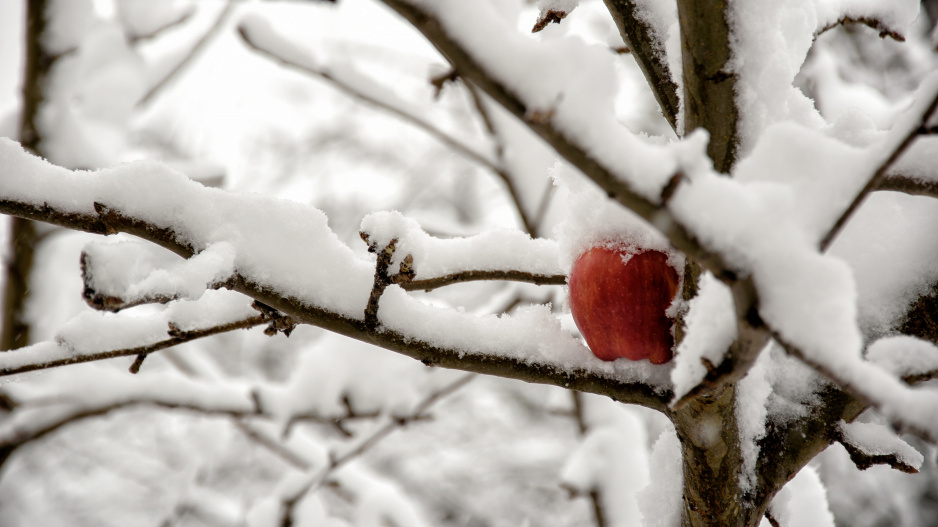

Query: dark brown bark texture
[2,0,49,351]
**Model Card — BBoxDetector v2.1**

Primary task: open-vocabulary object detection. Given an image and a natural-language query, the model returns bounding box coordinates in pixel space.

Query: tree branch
[463,82,541,236]
[401,269,566,292]
[602,0,681,133]
[0,169,671,412]
[137,1,236,107]
[0,315,266,377]
[874,173,938,199]
[815,16,907,41]
[375,0,733,282]
[835,422,921,474]
[821,87,938,251]
[127,8,195,44]
[237,20,501,176]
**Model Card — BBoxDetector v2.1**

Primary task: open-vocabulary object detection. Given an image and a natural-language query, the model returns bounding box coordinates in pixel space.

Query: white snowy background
[0,0,937,526]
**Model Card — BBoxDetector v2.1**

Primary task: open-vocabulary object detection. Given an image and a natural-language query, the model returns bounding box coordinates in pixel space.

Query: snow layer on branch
[360,211,563,278]
[378,286,671,388]
[0,290,256,377]
[637,425,682,527]
[727,1,826,154]
[770,466,835,527]
[867,336,938,380]
[405,0,703,201]
[536,0,578,15]
[671,272,737,400]
[729,0,920,152]
[84,239,237,304]
[61,289,255,352]
[892,136,938,180]
[839,420,924,470]
[733,123,870,243]
[552,163,678,270]
[669,167,864,364]
[0,139,374,318]
[628,0,683,129]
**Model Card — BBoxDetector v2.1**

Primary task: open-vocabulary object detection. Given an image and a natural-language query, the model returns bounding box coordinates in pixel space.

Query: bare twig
[279,373,475,521]
[815,16,906,41]
[237,23,500,174]
[463,83,540,236]
[821,89,938,251]
[127,8,195,44]
[0,164,677,412]
[571,392,608,527]
[0,315,266,377]
[401,269,566,292]
[137,1,236,107]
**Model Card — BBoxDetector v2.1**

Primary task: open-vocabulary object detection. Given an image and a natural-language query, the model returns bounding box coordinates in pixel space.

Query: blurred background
[0,1,936,526]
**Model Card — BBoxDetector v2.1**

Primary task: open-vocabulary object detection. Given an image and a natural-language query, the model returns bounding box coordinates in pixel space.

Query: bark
[601,0,681,133]
[2,0,49,350]
[676,0,739,173]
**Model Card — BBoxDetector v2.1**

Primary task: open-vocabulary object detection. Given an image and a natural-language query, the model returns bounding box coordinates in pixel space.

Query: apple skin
[569,247,680,364]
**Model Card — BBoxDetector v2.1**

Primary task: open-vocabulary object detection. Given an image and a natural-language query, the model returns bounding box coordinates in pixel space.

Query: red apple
[569,246,680,364]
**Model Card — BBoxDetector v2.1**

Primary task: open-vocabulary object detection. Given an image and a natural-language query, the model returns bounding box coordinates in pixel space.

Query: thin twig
[570,391,607,527]
[279,373,475,518]
[401,270,566,292]
[238,24,500,174]
[821,89,938,251]
[0,315,266,377]
[464,83,539,236]
[137,1,236,107]
[127,8,195,44]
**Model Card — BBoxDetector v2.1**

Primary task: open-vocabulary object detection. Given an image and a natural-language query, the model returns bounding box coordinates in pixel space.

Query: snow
[838,420,924,470]
[42,0,96,55]
[671,272,737,400]
[769,465,835,527]
[0,138,375,319]
[402,0,705,202]
[378,286,672,388]
[732,122,871,244]
[866,336,938,380]
[83,239,237,306]
[536,0,579,15]
[0,289,257,376]
[552,162,679,271]
[736,349,771,492]
[360,210,563,279]
[560,402,649,527]
[636,424,682,527]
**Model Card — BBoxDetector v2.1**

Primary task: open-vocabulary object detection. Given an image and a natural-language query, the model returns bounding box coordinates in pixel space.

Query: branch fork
[360,232,415,329]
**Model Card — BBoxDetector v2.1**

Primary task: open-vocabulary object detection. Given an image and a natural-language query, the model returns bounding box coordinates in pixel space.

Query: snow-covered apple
[569,246,680,364]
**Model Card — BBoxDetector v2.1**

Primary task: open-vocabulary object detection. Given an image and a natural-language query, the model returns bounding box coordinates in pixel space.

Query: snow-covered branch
[876,173,938,199]
[820,81,938,250]
[835,421,923,474]
[602,0,681,133]
[0,139,671,411]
